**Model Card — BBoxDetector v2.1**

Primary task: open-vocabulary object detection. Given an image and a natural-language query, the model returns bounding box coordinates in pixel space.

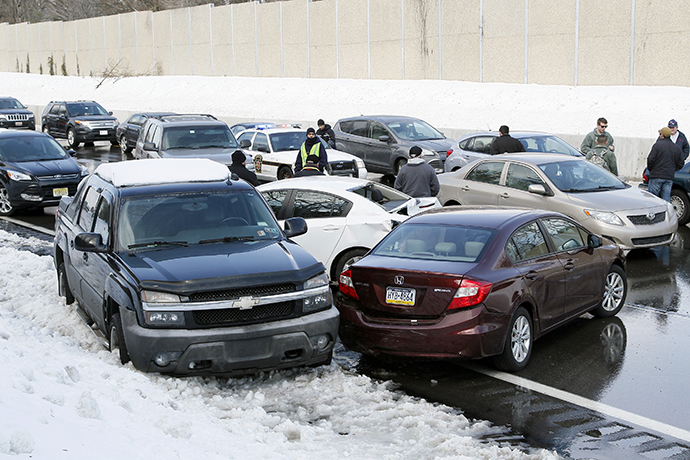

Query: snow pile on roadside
[0,231,560,459]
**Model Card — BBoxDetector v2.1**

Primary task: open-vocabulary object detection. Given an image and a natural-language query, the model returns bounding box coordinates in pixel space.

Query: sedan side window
[261,190,289,217]
[466,161,504,185]
[254,133,269,152]
[237,131,254,147]
[77,187,100,231]
[508,222,550,261]
[291,191,350,219]
[505,163,546,191]
[467,136,494,154]
[542,218,586,251]
[350,121,368,138]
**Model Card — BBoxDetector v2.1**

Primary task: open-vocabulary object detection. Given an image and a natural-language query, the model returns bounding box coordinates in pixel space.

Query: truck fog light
[316,335,330,350]
[154,352,172,367]
[145,311,185,326]
[20,193,42,201]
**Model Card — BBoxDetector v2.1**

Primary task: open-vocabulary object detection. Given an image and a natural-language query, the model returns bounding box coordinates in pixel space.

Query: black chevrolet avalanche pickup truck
[54,158,339,376]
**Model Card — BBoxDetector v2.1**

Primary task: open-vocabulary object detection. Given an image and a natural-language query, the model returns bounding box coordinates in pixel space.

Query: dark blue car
[0,130,88,216]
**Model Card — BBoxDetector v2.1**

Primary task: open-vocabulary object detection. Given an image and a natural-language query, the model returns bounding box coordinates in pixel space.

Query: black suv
[134,114,253,171]
[0,97,36,130]
[42,100,119,149]
[54,158,338,375]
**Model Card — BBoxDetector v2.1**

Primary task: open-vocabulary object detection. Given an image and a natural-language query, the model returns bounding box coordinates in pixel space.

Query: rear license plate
[385,287,415,306]
[99,130,108,135]
[53,187,68,197]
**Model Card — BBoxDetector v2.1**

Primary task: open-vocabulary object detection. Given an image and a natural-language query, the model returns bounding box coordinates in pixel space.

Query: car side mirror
[108,111,113,115]
[588,234,602,248]
[528,184,548,195]
[67,148,77,157]
[258,145,270,153]
[239,139,251,148]
[143,142,156,151]
[284,217,308,238]
[378,135,390,143]
[74,233,107,253]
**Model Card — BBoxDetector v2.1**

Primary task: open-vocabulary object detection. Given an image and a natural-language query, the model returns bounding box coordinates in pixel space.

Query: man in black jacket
[647,127,684,202]
[316,119,336,149]
[490,125,526,154]
[229,150,260,186]
[665,119,689,160]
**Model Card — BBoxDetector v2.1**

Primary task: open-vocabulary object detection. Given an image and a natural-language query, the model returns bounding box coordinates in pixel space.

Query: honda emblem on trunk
[394,275,404,285]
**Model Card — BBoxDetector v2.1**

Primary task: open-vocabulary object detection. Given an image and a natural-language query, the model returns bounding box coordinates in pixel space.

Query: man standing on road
[664,119,689,161]
[316,119,336,149]
[394,146,440,198]
[229,150,260,186]
[647,127,684,202]
[581,117,614,155]
[295,127,328,173]
[490,125,526,154]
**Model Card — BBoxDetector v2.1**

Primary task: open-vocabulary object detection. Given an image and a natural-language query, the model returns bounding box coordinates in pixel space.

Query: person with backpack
[586,134,618,175]
[581,117,615,155]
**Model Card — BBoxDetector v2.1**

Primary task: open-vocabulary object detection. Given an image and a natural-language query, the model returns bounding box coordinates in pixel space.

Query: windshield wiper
[199,144,231,149]
[128,240,188,249]
[167,146,198,150]
[199,235,257,244]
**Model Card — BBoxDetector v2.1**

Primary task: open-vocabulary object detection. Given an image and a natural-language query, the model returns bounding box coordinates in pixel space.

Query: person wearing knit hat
[295,127,328,174]
[647,127,684,202]
[229,150,260,186]
[393,145,440,198]
[659,119,690,160]
[316,119,336,149]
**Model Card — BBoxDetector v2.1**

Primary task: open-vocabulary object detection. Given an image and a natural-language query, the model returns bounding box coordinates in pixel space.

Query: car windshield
[372,223,495,262]
[387,120,444,141]
[519,135,582,156]
[162,126,239,150]
[349,182,411,212]
[539,160,628,192]
[0,136,69,162]
[117,189,282,251]
[66,103,109,117]
[0,98,23,109]
[269,131,307,152]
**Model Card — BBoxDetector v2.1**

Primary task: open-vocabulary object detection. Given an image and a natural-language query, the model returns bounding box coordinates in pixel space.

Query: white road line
[464,362,690,443]
[0,216,55,236]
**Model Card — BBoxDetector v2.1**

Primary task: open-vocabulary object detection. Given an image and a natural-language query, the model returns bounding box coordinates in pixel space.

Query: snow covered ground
[3,71,690,459]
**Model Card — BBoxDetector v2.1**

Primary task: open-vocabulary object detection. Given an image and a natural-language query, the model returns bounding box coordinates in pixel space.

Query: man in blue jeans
[647,126,684,202]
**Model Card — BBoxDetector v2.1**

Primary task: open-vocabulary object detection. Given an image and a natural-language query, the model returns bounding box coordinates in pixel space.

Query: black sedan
[336,206,627,371]
[116,112,176,156]
[0,130,89,215]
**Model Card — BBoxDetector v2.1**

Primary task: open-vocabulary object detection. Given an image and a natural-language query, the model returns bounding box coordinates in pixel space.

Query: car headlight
[421,149,436,157]
[355,159,365,169]
[0,115,7,121]
[141,290,188,303]
[302,273,331,313]
[7,170,32,181]
[74,120,92,129]
[28,114,34,119]
[145,311,185,326]
[583,209,624,226]
[79,165,89,177]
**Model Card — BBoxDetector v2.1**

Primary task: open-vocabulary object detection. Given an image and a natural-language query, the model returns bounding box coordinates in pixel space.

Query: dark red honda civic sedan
[336,206,627,371]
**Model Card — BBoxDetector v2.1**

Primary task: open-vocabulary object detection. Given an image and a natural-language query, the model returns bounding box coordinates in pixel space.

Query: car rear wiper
[128,240,188,249]
[199,235,257,244]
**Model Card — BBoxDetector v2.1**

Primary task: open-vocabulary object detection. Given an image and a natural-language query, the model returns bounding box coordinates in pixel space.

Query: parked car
[336,206,627,371]
[437,154,678,251]
[236,127,366,181]
[444,131,583,172]
[257,177,440,281]
[0,129,88,216]
[134,114,254,171]
[333,115,453,175]
[0,97,36,130]
[53,158,339,376]
[41,100,119,148]
[639,163,690,225]
[116,112,176,156]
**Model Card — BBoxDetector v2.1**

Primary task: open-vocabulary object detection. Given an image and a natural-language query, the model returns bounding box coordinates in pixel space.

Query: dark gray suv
[0,97,36,130]
[41,100,119,148]
[333,115,454,176]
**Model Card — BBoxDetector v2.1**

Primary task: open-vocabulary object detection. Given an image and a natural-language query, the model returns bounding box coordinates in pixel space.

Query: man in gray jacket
[581,117,614,154]
[394,146,440,198]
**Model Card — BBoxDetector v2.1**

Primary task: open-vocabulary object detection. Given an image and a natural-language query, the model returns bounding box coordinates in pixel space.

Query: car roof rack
[159,114,218,122]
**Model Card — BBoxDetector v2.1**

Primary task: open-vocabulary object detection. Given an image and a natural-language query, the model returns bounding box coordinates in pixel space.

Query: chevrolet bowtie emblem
[231,296,259,310]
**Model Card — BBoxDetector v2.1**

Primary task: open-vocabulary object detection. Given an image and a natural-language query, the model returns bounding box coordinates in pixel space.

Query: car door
[54,104,68,137]
[367,121,396,171]
[498,162,552,209]
[338,120,371,165]
[457,160,506,205]
[126,115,144,147]
[505,221,566,331]
[540,217,604,317]
[69,185,101,319]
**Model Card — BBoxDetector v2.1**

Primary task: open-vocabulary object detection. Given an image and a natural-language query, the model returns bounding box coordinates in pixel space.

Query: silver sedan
[437,153,677,250]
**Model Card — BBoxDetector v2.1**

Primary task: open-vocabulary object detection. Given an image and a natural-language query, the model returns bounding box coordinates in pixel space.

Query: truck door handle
[500,192,510,199]
[82,253,88,262]
[461,185,470,192]
[525,271,538,281]
[322,225,341,232]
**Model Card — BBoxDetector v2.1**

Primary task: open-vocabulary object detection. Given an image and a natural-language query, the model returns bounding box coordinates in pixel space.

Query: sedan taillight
[447,279,492,310]
[339,270,359,300]
[446,149,453,158]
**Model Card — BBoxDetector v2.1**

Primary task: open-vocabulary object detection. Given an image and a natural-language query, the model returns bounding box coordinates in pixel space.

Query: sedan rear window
[373,223,494,262]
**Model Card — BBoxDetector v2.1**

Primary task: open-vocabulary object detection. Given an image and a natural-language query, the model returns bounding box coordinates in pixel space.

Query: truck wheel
[109,312,131,365]
[67,128,80,149]
[0,184,15,216]
[57,263,75,305]
[394,158,407,175]
[278,166,293,180]
[670,188,690,225]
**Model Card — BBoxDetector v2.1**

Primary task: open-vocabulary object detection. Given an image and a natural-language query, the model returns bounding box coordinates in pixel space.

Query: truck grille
[7,114,29,121]
[189,283,295,302]
[628,211,666,225]
[329,160,357,177]
[193,301,294,326]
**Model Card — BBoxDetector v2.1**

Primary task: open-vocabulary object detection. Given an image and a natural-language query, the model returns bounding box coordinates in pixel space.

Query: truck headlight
[145,311,185,326]
[7,170,32,182]
[583,209,624,226]
[302,273,331,313]
[141,290,188,303]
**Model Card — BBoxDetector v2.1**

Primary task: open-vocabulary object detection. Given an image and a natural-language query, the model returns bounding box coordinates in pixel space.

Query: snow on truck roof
[95,158,230,187]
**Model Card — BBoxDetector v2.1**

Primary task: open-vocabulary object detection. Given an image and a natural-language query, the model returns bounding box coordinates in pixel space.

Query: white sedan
[237,127,367,181]
[258,177,440,281]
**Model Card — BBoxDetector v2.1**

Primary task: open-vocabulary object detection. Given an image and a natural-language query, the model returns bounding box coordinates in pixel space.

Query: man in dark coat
[295,127,328,173]
[394,146,439,198]
[229,150,259,186]
[489,125,526,154]
[647,127,684,202]
[294,154,325,177]
[316,119,336,149]
[664,119,689,160]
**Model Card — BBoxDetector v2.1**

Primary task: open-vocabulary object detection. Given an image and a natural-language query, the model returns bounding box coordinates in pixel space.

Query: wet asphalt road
[4,142,690,459]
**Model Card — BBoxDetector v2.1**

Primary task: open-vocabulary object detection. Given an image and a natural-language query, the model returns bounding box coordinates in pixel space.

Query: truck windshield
[117,189,282,251]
